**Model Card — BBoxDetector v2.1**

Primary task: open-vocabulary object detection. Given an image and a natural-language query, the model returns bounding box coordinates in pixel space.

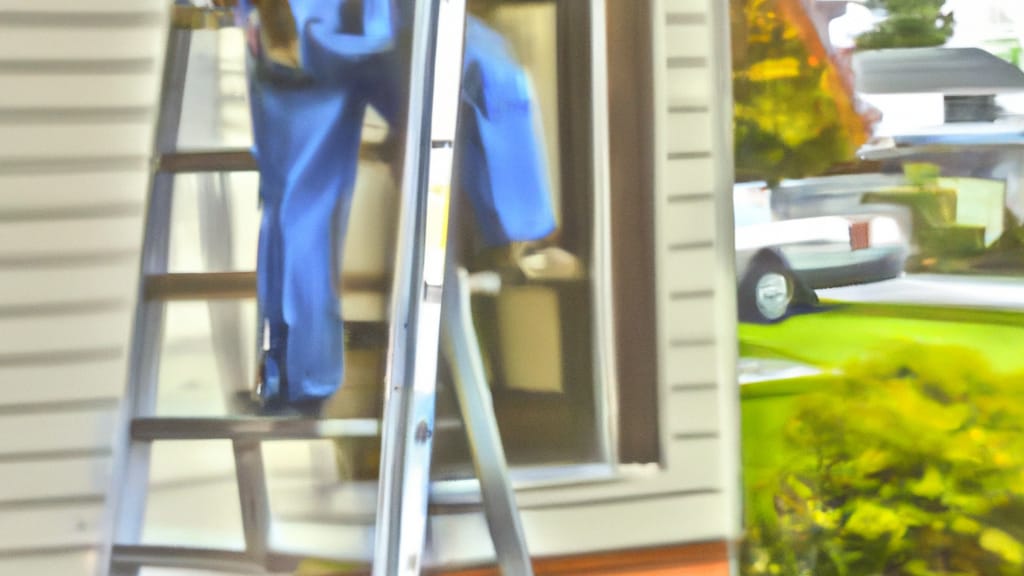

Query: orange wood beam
[429,541,730,576]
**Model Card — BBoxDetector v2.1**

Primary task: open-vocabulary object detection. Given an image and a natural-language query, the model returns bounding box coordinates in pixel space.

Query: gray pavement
[818,273,1024,311]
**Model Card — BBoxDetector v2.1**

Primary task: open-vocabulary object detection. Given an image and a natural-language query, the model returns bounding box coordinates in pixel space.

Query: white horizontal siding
[668,388,721,436]
[665,247,716,293]
[0,0,163,11]
[665,196,717,246]
[0,503,103,552]
[665,0,709,13]
[665,19,710,60]
[0,310,131,356]
[0,551,97,575]
[666,66,712,107]
[0,264,137,307]
[0,358,124,407]
[0,123,152,159]
[0,28,161,61]
[664,342,718,388]
[0,74,158,108]
[0,172,148,210]
[0,0,162,568]
[666,111,713,155]
[0,217,142,257]
[665,156,715,196]
[666,436,723,485]
[0,409,117,457]
[0,456,111,503]
[653,0,739,546]
[664,295,717,343]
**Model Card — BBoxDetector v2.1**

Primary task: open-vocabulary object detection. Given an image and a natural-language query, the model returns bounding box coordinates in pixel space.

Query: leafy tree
[731,0,869,184]
[856,0,955,50]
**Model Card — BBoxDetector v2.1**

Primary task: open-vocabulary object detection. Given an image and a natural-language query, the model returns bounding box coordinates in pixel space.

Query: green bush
[862,188,958,229]
[743,342,1024,576]
[863,187,989,259]
[918,225,987,258]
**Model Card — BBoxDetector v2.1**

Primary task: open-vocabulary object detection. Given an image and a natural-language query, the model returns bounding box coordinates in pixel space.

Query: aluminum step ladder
[97,2,533,575]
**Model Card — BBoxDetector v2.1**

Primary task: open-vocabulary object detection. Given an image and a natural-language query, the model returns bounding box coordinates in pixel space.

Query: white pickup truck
[734,182,908,322]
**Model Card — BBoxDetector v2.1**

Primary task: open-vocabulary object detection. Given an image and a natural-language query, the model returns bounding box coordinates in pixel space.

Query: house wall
[0,0,741,573]
[651,0,741,548]
[421,0,741,566]
[0,1,167,574]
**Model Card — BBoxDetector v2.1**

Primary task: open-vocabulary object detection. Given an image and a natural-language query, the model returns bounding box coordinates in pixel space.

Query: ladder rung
[144,271,390,301]
[159,144,392,173]
[111,545,258,572]
[111,544,305,573]
[159,149,256,173]
[131,416,381,441]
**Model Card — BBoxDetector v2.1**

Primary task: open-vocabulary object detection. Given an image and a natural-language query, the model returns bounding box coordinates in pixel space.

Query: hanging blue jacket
[242,0,555,405]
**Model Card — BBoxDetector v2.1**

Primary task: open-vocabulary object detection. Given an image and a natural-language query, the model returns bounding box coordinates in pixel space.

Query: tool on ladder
[97,1,534,574]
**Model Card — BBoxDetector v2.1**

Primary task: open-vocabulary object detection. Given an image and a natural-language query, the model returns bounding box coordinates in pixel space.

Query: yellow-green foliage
[864,187,989,258]
[743,343,1024,575]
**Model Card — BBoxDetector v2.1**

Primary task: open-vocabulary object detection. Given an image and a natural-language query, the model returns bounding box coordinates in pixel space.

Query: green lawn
[741,302,1024,373]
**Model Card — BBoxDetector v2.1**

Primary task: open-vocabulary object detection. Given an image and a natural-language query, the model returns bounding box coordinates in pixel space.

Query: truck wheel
[739,259,794,323]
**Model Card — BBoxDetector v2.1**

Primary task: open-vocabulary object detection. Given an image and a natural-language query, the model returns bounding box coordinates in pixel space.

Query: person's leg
[339,12,563,268]
[246,0,400,411]
[458,18,557,248]
[457,18,584,281]
[266,86,367,406]
[249,67,289,401]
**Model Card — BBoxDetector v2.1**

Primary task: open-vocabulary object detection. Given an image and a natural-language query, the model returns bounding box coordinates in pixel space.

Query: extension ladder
[97,1,533,574]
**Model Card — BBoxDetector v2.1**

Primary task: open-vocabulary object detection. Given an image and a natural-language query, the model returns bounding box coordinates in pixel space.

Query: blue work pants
[248,2,555,404]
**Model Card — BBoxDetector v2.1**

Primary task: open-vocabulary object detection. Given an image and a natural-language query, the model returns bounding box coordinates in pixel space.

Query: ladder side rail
[372,0,438,570]
[99,20,194,576]
[373,0,468,574]
[442,267,535,576]
[233,439,272,561]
